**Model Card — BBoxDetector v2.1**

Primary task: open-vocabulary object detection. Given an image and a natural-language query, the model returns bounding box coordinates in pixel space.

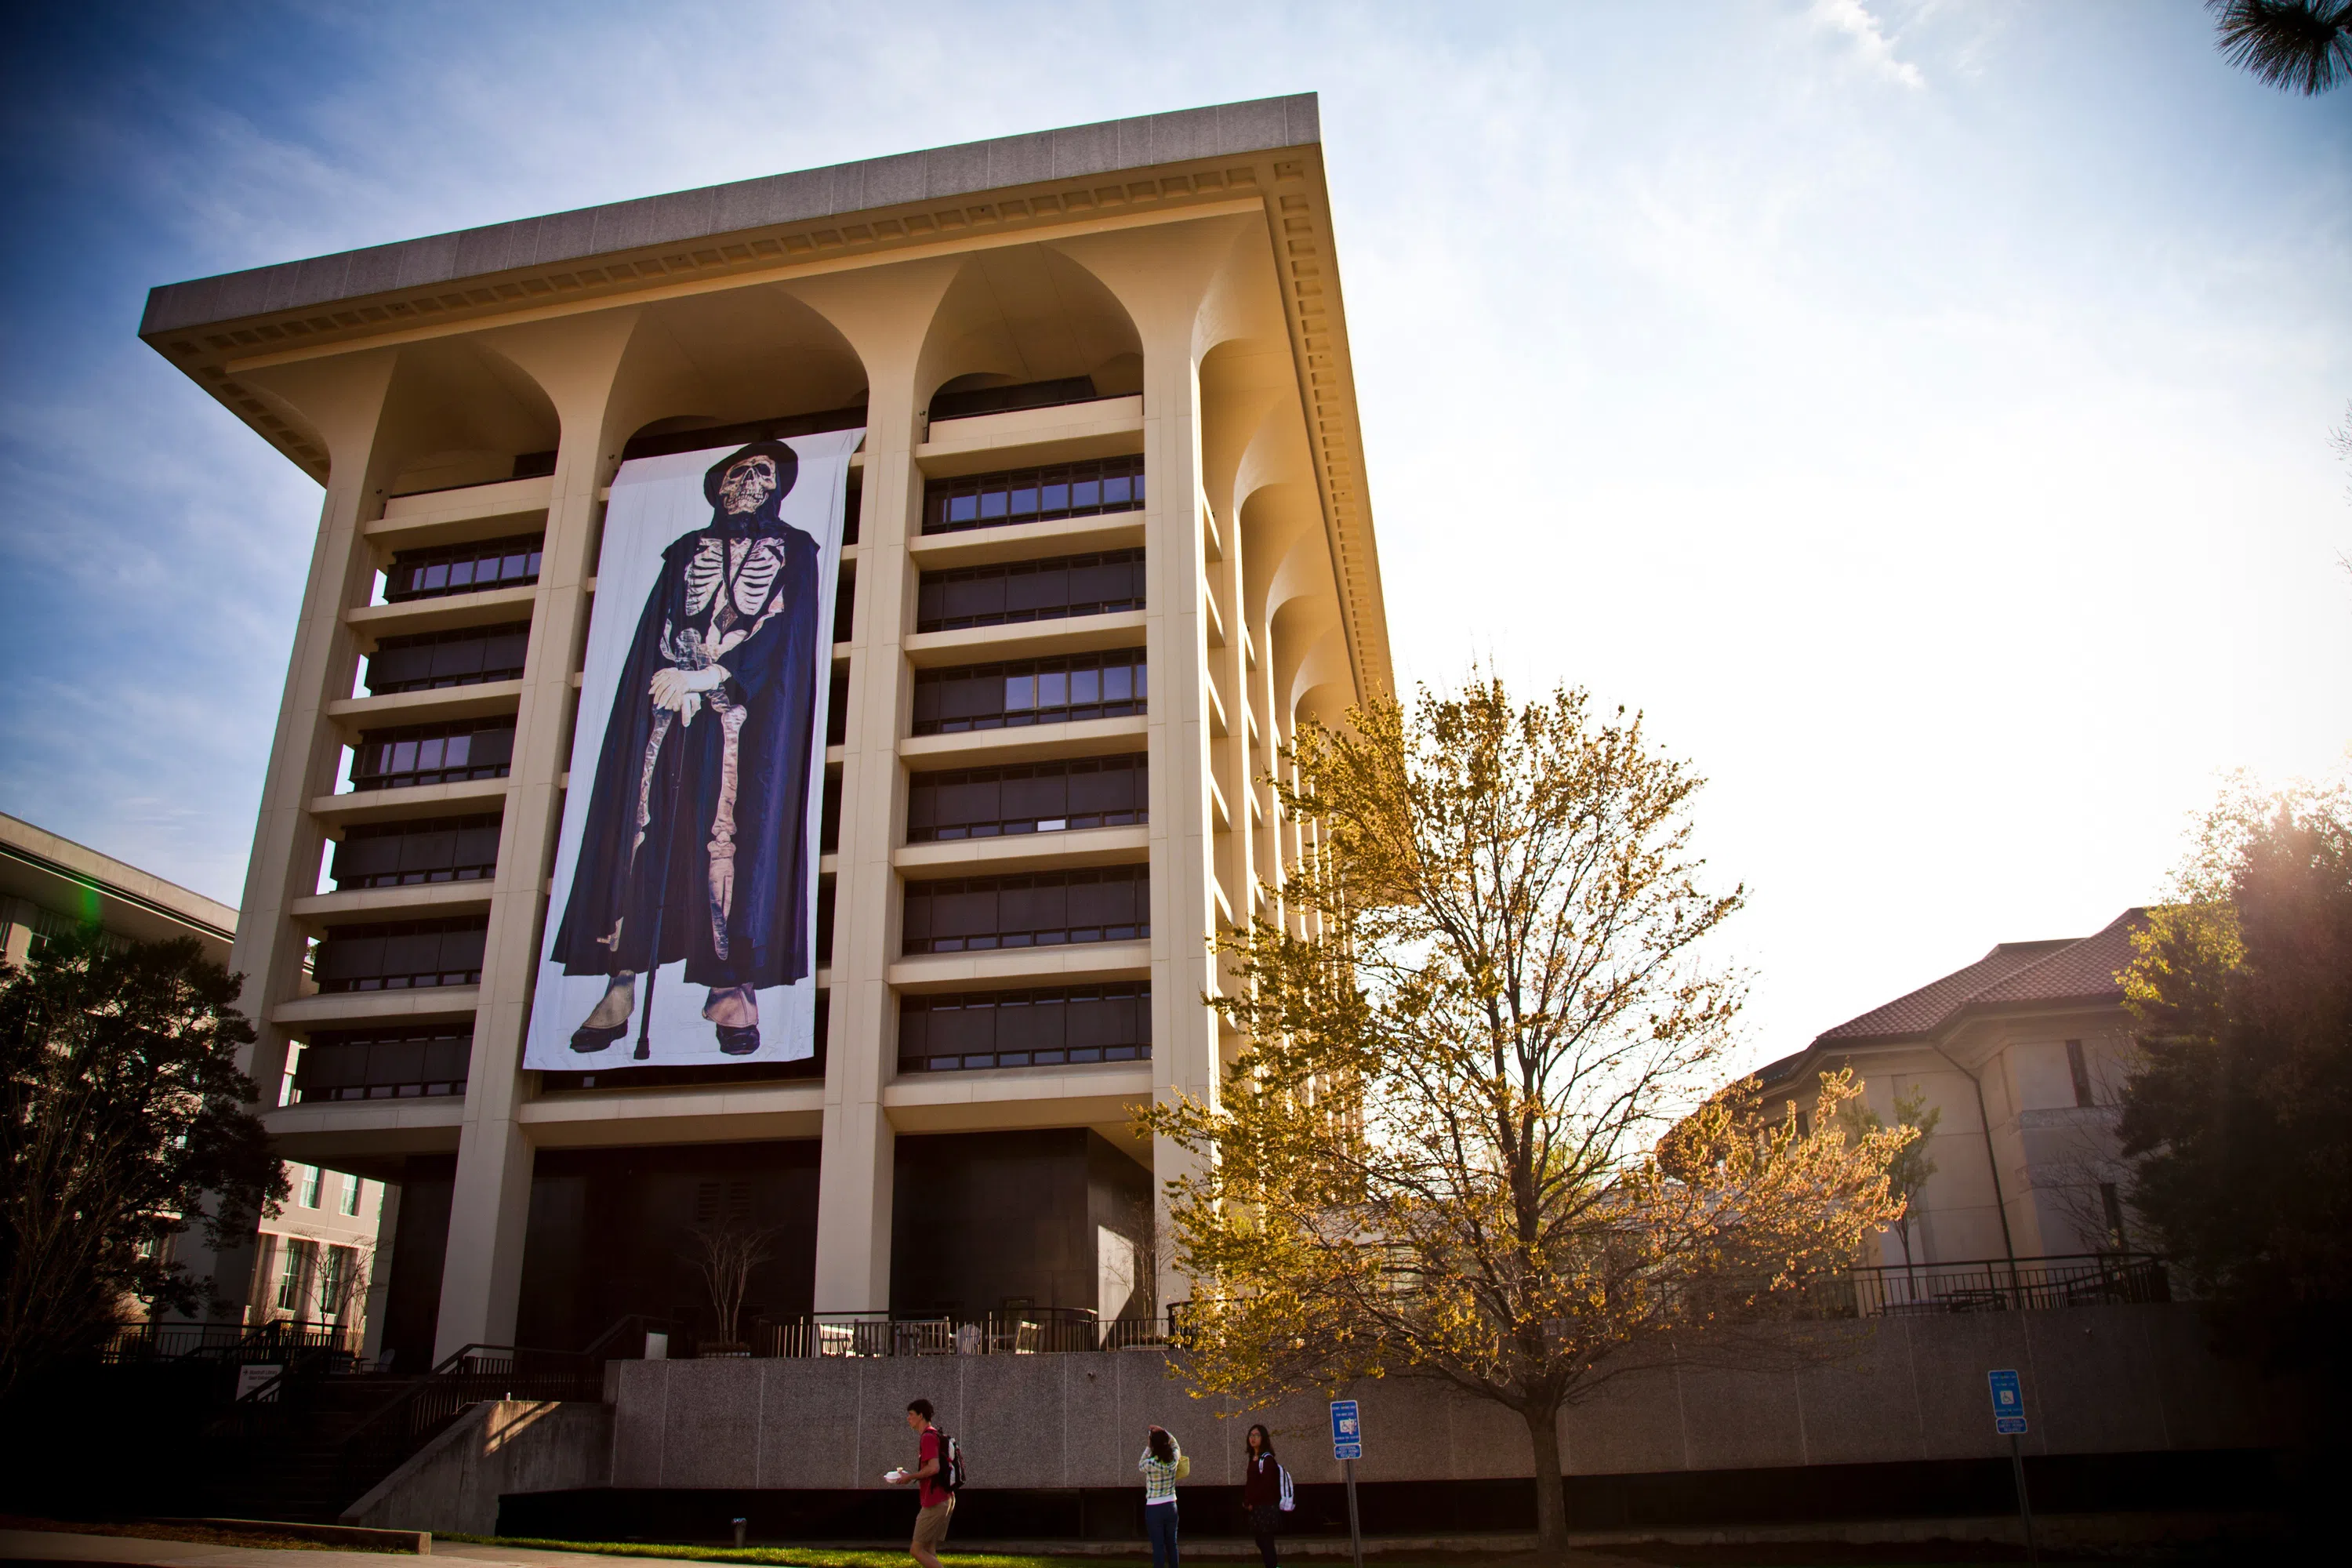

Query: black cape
[550,513,823,991]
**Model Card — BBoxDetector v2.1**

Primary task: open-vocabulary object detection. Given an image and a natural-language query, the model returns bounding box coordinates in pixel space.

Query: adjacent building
[1756,909,2147,1271]
[140,96,1391,1368]
[1,811,386,1347]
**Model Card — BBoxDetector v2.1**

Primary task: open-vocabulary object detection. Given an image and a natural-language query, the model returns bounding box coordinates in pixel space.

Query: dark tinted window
[922,456,1145,536]
[903,865,1148,954]
[916,549,1145,633]
[383,534,543,602]
[296,1027,472,1101]
[910,651,1145,735]
[365,622,529,695]
[332,815,500,889]
[898,983,1150,1073]
[906,754,1146,841]
[349,721,514,791]
[928,375,1099,423]
[312,917,488,992]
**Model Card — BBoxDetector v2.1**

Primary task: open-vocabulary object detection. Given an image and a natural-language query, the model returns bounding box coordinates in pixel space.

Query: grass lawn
[437,1537,2111,1568]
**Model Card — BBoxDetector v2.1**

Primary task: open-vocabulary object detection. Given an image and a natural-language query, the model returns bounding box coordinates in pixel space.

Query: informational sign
[1330,1398,1363,1461]
[526,430,862,1071]
[1988,1368,2027,1434]
[235,1363,282,1402]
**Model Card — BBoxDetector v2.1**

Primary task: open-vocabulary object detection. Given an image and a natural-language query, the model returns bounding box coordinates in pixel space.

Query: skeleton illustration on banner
[524,428,862,1069]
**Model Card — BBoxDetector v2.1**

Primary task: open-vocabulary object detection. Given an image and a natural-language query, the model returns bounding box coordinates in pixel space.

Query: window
[311,918,488,992]
[910,651,1145,735]
[916,549,1146,633]
[339,1176,364,1218]
[906,754,1146,841]
[381,534,543,603]
[364,622,528,695]
[2065,1040,2094,1107]
[2099,1182,2129,1250]
[922,456,1145,536]
[833,568,856,644]
[348,720,514,791]
[898,982,1151,1073]
[929,374,1103,423]
[316,1245,352,1317]
[826,667,849,748]
[331,815,501,889]
[274,1239,312,1312]
[903,865,1149,953]
[299,1166,322,1207]
[294,1026,474,1102]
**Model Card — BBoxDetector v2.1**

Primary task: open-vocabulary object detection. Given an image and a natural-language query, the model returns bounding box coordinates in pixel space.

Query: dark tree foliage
[0,931,285,1399]
[2118,793,2352,1374]
[2209,0,2351,94]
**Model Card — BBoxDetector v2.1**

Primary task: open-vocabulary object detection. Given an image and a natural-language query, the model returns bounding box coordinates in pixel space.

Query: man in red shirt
[891,1397,953,1567]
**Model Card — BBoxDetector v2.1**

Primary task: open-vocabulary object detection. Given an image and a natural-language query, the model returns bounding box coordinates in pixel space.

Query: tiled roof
[1755,909,2146,1085]
[1813,940,2074,1043]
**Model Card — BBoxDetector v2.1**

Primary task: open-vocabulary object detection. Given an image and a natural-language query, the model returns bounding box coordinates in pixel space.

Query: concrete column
[428,314,641,1358]
[786,262,963,1313]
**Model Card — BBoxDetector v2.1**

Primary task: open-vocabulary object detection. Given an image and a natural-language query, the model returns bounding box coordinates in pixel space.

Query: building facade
[1755,909,2147,1271]
[1,811,385,1346]
[141,96,1391,1368]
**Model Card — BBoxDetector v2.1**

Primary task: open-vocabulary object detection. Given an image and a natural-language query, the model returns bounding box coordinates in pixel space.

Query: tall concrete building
[142,96,1390,1367]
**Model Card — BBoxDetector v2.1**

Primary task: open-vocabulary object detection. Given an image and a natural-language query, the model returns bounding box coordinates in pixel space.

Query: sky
[0,1,2346,1072]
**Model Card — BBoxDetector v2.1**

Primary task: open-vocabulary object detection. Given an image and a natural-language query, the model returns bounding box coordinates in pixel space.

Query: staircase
[194,1345,605,1523]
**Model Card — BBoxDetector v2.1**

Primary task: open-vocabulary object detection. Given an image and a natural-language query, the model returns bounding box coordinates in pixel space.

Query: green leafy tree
[2208,1,2350,94]
[0,931,285,1399]
[2118,771,2351,1373]
[1835,1083,1942,1269]
[1143,677,1914,1566]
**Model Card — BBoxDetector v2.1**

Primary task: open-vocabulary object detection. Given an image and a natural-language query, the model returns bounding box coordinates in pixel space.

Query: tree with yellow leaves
[1142,677,1912,1563]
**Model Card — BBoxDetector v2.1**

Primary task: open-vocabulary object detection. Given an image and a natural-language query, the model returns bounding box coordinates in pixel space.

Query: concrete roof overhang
[139,93,1392,700]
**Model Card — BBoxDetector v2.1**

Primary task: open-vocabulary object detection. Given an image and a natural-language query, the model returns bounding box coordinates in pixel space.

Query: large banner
[524,429,862,1070]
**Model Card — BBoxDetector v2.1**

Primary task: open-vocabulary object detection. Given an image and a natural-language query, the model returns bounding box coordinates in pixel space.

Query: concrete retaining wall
[605,1303,2302,1493]
[344,1399,614,1534]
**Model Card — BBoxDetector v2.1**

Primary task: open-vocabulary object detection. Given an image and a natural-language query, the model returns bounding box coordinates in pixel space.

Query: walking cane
[634,711,691,1062]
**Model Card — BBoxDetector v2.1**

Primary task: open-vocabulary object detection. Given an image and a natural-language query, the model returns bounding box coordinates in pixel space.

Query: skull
[717,454,780,517]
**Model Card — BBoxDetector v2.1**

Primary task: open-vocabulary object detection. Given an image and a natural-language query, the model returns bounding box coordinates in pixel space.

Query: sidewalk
[0,1528,686,1568]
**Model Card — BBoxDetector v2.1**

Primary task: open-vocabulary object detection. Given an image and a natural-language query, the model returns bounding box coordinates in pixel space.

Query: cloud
[1809,0,1927,88]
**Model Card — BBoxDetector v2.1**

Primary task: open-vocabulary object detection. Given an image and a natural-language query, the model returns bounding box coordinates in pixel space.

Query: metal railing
[98,1319,364,1367]
[1845,1253,2170,1316]
[746,1308,1178,1359]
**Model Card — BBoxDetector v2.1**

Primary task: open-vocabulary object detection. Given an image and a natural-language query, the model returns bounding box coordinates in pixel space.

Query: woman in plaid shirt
[1139,1425,1185,1568]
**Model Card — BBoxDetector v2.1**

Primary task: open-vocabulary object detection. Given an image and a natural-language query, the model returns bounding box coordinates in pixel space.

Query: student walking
[1139,1424,1187,1568]
[887,1398,956,1568]
[1240,1424,1290,1568]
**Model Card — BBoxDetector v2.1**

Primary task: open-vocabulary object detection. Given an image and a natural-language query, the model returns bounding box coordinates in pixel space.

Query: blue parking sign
[1330,1399,1363,1461]
[1987,1370,2026,1433]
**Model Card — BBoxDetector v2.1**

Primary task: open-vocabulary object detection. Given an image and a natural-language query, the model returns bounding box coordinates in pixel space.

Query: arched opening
[600,284,869,464]
[375,340,563,497]
[913,245,1142,426]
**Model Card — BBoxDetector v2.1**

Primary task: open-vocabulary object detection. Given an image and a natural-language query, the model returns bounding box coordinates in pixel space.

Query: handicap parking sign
[1330,1399,1363,1461]
[1987,1370,2027,1435]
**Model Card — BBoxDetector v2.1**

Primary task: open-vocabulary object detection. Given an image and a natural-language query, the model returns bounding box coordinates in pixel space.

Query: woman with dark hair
[1139,1424,1185,1568]
[1241,1424,1290,1568]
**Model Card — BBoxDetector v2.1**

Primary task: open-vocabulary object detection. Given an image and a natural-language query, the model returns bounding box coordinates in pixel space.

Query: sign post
[1330,1399,1364,1568]
[1987,1370,2036,1563]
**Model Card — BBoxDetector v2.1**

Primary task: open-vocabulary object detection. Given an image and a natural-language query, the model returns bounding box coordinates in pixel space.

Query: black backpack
[935,1430,967,1494]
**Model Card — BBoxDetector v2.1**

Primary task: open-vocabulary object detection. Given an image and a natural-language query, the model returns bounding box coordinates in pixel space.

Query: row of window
[292,1162,368,1215]
[910,652,1147,735]
[383,534,543,603]
[311,918,486,992]
[295,978,1154,1093]
[923,456,1146,536]
[322,753,1151,900]
[916,548,1145,633]
[902,865,1148,953]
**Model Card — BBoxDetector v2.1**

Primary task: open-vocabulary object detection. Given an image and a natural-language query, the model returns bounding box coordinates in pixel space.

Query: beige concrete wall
[601,1303,2300,1494]
[343,1398,613,1534]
